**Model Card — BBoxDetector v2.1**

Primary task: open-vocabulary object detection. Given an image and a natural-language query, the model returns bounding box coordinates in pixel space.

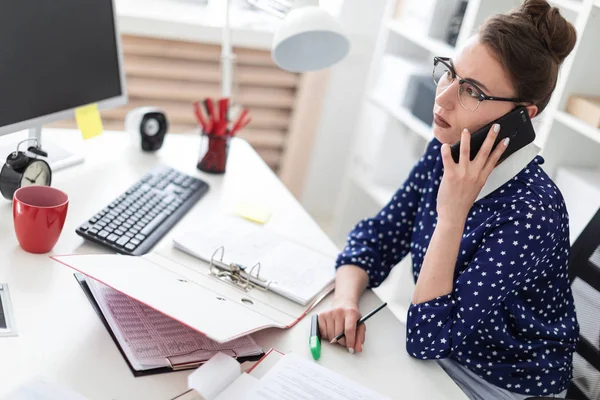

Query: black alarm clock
[0,139,52,200]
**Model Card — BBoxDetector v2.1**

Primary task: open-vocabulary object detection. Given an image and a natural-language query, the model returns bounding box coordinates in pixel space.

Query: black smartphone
[450,106,536,163]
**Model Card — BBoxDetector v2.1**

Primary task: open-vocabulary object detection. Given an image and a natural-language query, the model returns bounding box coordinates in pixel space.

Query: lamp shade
[272,5,350,72]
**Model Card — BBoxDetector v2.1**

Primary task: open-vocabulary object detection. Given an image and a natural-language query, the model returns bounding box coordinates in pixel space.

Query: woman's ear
[525,104,538,119]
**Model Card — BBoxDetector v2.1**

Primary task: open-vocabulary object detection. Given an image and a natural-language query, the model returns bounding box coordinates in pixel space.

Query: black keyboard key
[98,230,109,239]
[140,174,152,183]
[79,224,91,232]
[157,181,169,190]
[116,236,130,247]
[106,234,119,243]
[140,212,169,236]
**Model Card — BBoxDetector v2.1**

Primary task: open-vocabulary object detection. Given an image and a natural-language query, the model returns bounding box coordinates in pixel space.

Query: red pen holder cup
[197,133,230,174]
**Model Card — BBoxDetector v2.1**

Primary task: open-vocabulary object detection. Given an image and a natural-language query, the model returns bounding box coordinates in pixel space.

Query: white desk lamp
[268,0,350,72]
[221,0,350,98]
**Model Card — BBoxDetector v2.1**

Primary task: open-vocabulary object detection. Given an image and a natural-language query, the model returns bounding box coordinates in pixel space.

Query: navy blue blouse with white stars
[336,138,579,396]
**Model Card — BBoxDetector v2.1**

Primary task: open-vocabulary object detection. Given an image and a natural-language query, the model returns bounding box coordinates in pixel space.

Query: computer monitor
[0,0,127,170]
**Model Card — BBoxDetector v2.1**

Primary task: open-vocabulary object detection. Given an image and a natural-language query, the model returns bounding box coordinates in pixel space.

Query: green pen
[309,314,321,360]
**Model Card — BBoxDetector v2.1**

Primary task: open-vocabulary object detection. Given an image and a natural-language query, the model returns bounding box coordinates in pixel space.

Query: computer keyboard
[76,165,209,256]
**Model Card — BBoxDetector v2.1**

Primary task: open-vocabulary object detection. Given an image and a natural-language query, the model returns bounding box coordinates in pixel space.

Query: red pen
[218,98,229,123]
[204,98,216,128]
[230,109,250,136]
[230,116,251,137]
[215,98,230,136]
[193,101,210,132]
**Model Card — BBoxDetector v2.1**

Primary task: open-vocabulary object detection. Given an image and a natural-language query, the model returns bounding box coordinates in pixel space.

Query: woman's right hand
[318,299,365,354]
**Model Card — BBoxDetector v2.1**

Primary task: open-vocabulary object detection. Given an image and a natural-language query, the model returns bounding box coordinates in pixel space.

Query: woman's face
[432,36,535,145]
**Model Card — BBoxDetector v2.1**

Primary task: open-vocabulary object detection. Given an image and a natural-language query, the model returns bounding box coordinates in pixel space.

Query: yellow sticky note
[75,103,103,140]
[234,203,271,225]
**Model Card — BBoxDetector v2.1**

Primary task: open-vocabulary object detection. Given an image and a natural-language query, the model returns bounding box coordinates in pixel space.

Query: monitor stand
[0,126,84,172]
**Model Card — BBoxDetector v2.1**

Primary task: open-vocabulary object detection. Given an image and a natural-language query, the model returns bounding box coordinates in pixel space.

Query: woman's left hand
[437,124,508,223]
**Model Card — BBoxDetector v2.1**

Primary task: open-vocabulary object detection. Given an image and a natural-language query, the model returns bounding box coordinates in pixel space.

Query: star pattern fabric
[336,138,579,396]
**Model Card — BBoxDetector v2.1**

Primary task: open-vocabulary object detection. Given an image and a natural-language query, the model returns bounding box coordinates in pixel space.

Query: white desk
[0,129,466,400]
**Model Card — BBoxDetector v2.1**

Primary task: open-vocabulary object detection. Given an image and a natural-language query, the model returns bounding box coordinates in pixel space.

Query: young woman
[319,1,579,398]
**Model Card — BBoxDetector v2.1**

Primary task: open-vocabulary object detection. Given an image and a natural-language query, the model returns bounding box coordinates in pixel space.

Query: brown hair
[479,0,577,113]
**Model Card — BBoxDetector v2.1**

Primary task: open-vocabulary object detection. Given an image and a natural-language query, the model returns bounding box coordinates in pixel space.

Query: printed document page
[254,354,391,400]
[86,278,262,371]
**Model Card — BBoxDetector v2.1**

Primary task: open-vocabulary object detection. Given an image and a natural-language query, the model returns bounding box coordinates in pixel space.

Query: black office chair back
[566,207,600,400]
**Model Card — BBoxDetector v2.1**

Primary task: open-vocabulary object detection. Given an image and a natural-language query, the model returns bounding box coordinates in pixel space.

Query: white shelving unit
[555,110,600,145]
[369,95,433,141]
[548,0,584,12]
[332,0,600,248]
[387,20,455,56]
[353,173,397,209]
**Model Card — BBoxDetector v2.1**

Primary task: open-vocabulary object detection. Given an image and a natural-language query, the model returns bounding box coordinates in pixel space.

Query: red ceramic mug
[13,186,69,254]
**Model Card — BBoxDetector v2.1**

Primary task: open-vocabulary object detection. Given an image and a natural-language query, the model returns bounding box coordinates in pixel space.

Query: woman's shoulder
[513,156,567,211]
[485,156,567,214]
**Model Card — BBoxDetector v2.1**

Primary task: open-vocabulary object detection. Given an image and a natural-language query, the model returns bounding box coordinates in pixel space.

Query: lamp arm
[221,0,234,98]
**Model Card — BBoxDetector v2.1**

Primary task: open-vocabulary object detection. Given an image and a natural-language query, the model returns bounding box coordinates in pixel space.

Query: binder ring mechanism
[209,246,273,293]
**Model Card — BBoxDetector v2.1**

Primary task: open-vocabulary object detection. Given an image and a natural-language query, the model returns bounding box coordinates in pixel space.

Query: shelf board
[555,111,600,145]
[387,21,454,56]
[548,0,583,12]
[369,95,433,142]
[353,174,396,208]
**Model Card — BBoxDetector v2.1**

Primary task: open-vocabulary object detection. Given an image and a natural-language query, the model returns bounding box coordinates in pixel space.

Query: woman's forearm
[333,265,369,305]
[412,216,465,305]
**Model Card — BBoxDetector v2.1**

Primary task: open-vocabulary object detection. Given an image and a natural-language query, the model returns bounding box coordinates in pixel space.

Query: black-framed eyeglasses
[433,56,525,112]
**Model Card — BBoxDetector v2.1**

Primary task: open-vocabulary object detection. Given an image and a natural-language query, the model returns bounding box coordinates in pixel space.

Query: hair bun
[518,0,576,64]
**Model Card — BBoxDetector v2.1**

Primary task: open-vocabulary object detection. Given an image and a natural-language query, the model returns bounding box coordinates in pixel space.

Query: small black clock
[0,139,52,200]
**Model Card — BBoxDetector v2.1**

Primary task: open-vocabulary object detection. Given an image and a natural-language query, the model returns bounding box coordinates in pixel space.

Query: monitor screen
[0,0,122,129]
